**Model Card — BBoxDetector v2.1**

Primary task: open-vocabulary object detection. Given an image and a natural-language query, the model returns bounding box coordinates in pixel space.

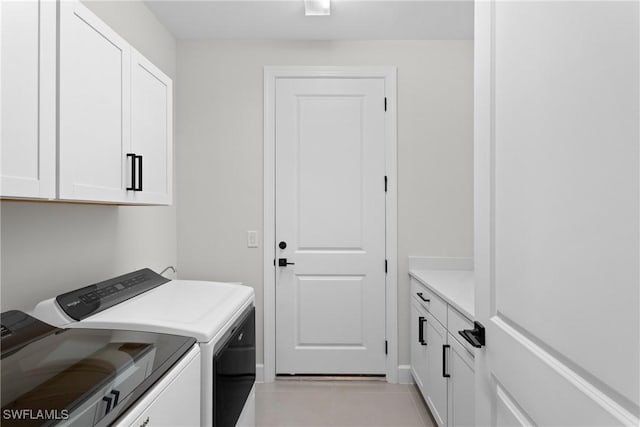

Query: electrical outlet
[247,230,258,248]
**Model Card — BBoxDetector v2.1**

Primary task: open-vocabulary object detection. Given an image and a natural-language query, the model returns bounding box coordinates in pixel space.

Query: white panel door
[275,78,386,374]
[129,49,173,205]
[58,0,131,203]
[475,1,639,425]
[1,0,56,199]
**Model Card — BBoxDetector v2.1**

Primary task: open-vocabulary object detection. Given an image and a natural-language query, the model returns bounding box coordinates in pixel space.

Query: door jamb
[263,66,398,382]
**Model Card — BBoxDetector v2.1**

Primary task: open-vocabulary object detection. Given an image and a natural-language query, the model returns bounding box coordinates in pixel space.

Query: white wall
[176,40,474,366]
[0,1,177,312]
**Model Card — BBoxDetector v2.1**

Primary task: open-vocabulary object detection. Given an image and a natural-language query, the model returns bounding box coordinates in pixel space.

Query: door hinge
[384,97,387,112]
[385,259,388,273]
[385,340,388,355]
[384,176,387,193]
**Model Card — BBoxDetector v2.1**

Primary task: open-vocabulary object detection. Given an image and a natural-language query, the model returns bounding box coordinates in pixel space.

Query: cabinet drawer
[447,306,475,354]
[411,278,447,328]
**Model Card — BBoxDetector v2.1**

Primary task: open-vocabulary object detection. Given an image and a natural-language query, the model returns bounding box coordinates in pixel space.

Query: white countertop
[409,268,475,320]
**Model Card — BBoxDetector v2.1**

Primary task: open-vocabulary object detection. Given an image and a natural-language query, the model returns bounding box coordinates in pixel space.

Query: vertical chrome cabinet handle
[442,344,451,378]
[418,316,427,345]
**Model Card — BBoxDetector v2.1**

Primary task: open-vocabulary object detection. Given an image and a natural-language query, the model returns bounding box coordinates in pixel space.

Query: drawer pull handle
[102,396,113,414]
[417,292,430,303]
[442,344,450,378]
[110,389,120,407]
[458,321,486,348]
[418,316,427,345]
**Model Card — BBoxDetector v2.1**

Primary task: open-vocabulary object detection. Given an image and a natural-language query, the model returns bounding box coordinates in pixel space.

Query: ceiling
[144,0,474,40]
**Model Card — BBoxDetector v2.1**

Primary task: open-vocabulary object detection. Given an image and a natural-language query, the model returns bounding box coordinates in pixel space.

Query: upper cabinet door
[58,0,131,203]
[129,49,173,205]
[1,0,56,199]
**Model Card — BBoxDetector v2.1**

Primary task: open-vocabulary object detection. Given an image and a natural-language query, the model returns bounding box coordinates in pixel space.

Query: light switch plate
[247,230,258,248]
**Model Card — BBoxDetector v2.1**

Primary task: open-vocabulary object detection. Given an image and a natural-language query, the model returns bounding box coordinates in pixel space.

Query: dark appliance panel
[213,306,256,427]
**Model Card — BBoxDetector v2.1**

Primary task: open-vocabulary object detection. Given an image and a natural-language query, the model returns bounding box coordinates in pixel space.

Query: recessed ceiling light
[304,0,330,16]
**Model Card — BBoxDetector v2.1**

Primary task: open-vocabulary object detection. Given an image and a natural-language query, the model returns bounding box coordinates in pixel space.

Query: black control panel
[56,268,170,321]
[1,324,11,338]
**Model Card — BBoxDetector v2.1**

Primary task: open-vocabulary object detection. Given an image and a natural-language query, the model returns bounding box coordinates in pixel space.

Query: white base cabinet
[410,278,475,427]
[411,299,428,392]
[447,336,475,427]
[115,347,201,426]
[424,310,448,426]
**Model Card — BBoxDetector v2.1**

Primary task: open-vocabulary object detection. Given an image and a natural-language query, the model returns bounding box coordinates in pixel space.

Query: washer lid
[1,311,196,427]
[71,281,254,342]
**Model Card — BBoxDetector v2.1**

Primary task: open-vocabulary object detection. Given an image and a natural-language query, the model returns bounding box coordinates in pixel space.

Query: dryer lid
[73,280,254,342]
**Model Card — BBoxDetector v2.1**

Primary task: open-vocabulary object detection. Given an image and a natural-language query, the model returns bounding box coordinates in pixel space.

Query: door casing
[263,66,398,383]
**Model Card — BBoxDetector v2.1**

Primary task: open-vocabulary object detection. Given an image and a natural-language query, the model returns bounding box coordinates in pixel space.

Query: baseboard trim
[258,364,411,385]
[398,365,414,384]
[256,363,265,383]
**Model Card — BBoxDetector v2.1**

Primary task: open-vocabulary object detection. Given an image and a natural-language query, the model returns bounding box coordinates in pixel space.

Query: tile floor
[256,378,437,427]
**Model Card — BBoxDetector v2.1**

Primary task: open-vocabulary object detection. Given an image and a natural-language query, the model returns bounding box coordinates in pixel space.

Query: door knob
[278,258,295,267]
[459,321,486,348]
[279,241,287,250]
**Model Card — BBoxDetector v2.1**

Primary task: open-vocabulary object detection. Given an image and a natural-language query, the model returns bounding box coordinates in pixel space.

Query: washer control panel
[56,268,170,320]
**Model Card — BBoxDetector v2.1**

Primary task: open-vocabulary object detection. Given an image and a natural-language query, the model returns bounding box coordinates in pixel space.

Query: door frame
[263,66,398,383]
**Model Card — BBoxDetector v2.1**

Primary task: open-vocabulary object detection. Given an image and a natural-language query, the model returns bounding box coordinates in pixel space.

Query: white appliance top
[71,280,254,343]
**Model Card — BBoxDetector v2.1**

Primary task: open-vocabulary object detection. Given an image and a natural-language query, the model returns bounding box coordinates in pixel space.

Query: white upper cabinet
[129,49,173,205]
[58,0,131,203]
[2,0,175,205]
[1,0,56,199]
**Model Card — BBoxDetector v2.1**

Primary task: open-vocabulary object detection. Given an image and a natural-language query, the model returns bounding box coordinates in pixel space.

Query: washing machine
[1,310,201,427]
[31,268,256,427]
